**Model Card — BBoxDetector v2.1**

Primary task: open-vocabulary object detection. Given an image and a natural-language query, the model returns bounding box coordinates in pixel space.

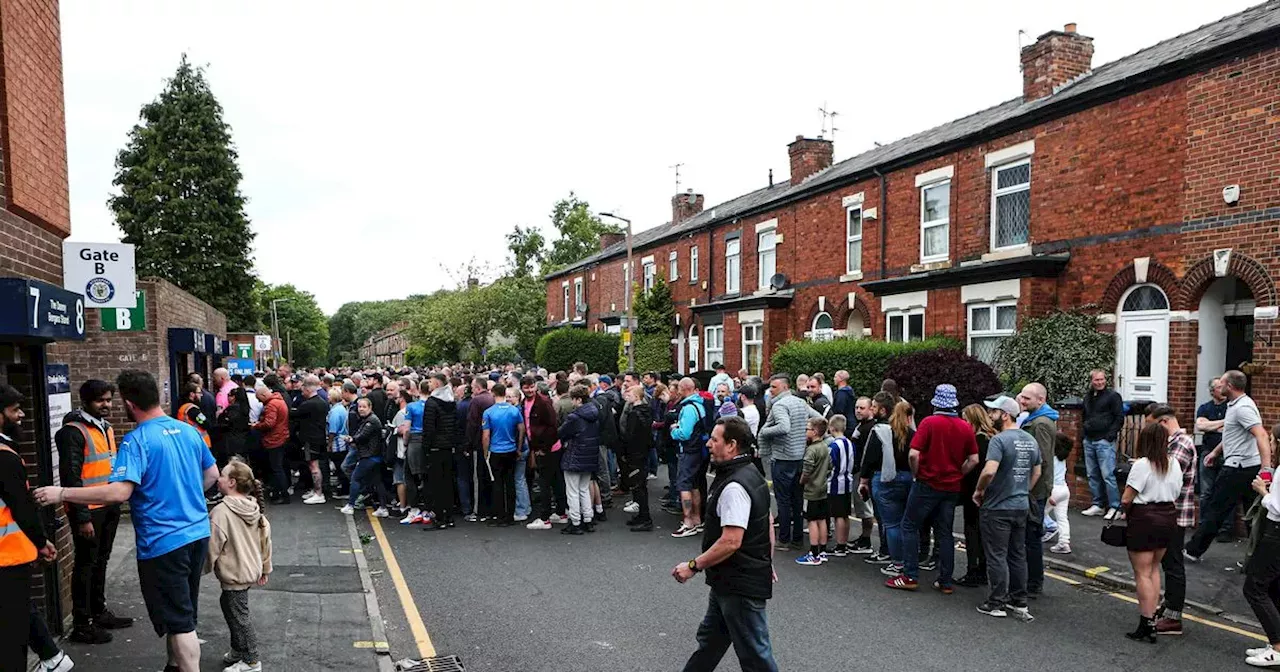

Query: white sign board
[255,334,273,351]
[62,242,137,309]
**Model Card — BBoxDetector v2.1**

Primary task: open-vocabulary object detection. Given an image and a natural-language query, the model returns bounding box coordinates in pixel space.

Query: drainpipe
[874,168,887,279]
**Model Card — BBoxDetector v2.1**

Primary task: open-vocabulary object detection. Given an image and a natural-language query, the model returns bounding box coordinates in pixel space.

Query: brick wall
[0,0,70,234]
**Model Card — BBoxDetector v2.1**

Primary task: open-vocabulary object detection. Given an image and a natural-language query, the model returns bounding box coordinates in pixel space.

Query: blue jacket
[671,396,705,453]
[558,401,601,473]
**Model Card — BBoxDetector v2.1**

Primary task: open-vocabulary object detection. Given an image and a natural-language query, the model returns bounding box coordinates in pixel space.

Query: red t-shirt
[910,413,979,492]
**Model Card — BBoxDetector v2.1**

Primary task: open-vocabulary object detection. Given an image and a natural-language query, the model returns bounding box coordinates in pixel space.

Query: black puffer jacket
[423,394,457,452]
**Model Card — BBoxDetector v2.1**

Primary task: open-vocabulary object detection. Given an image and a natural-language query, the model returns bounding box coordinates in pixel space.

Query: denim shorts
[676,452,706,493]
[392,458,405,485]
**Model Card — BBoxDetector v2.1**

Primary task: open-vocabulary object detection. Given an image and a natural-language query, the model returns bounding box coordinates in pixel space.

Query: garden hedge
[535,328,620,374]
[770,337,960,397]
[618,332,673,374]
[883,348,1002,414]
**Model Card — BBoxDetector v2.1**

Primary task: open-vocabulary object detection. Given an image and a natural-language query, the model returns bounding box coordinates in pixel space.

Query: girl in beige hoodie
[207,459,273,672]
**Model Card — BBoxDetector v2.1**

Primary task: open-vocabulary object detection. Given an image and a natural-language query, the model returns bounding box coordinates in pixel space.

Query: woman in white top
[1243,469,1280,666]
[1122,422,1183,643]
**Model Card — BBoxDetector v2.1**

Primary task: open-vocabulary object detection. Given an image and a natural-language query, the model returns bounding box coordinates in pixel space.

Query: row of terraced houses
[544,4,1280,426]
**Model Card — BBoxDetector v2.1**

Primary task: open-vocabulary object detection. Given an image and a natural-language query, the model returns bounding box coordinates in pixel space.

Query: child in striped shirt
[826,415,858,557]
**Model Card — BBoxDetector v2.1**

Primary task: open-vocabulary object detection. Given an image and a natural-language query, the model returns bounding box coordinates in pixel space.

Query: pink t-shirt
[524,397,560,452]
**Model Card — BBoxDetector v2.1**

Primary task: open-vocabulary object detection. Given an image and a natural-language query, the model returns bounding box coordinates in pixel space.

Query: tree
[541,192,622,274]
[327,299,415,365]
[110,55,258,330]
[258,284,329,368]
[995,310,1115,402]
[634,275,675,334]
[506,225,546,279]
[488,275,546,359]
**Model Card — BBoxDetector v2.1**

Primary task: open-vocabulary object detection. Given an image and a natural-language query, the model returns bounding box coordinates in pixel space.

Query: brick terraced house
[545,3,1280,429]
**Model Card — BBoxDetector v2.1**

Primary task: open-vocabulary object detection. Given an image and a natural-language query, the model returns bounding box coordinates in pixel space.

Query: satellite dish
[769,273,788,291]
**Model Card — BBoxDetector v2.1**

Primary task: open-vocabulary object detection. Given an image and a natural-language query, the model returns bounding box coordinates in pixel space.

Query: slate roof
[546,1,1280,280]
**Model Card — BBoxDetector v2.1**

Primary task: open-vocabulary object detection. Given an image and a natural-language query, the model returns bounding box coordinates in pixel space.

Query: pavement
[53,502,386,672]
[362,474,1273,672]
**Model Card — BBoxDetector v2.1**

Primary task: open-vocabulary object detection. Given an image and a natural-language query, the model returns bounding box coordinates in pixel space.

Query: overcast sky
[61,0,1256,314]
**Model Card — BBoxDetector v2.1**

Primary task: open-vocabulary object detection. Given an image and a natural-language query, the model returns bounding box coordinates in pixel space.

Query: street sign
[255,334,273,351]
[101,290,146,332]
[62,242,137,309]
[236,343,253,359]
[226,358,256,377]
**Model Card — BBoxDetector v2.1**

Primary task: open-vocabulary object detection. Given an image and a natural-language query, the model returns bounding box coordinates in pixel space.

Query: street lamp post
[270,298,289,367]
[599,212,635,371]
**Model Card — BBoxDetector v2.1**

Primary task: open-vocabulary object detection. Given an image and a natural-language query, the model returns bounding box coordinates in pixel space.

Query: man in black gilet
[672,416,778,672]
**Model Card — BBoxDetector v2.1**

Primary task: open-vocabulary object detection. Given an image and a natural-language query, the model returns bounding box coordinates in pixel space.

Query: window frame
[573,277,583,318]
[642,261,656,293]
[811,312,835,342]
[690,245,699,281]
[669,250,678,281]
[741,322,764,376]
[757,229,777,290]
[967,300,1017,364]
[885,308,925,343]
[919,180,951,263]
[561,283,570,320]
[990,158,1032,252]
[704,325,724,368]
[725,239,741,294]
[845,205,863,274]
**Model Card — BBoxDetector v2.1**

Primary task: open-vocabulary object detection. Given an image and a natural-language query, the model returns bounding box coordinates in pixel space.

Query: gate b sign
[63,242,137,309]
[101,291,146,332]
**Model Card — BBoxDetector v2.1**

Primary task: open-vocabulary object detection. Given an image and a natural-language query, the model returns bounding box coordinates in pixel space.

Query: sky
[61,0,1259,314]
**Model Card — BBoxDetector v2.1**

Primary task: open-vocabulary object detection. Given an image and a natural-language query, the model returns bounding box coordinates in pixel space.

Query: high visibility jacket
[65,421,116,511]
[178,402,212,448]
[0,445,38,566]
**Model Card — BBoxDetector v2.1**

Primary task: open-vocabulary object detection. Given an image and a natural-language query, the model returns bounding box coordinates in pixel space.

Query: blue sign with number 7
[0,277,86,341]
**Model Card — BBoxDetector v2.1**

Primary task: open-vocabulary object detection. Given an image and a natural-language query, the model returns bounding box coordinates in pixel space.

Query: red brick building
[546,3,1280,432]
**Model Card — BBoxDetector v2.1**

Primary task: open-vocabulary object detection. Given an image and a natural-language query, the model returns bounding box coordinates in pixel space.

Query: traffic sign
[101,290,146,332]
[236,343,253,359]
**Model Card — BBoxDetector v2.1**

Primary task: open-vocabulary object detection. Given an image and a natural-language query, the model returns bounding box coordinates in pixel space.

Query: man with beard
[55,379,133,644]
[0,385,59,671]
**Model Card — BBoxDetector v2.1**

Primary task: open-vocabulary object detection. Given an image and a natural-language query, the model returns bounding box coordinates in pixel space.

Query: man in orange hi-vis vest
[178,382,212,449]
[55,379,134,645]
[0,384,59,671]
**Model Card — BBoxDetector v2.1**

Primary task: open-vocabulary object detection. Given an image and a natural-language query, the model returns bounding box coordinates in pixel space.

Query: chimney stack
[599,232,625,251]
[671,189,705,225]
[1021,23,1094,101]
[787,135,833,186]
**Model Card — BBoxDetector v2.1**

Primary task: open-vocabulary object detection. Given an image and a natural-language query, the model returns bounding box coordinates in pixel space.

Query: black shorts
[827,493,852,518]
[137,538,209,637]
[804,498,831,521]
[304,441,327,462]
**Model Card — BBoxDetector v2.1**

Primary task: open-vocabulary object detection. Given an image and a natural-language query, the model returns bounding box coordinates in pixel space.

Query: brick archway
[1100,260,1180,313]
[1176,251,1277,311]
[815,294,873,334]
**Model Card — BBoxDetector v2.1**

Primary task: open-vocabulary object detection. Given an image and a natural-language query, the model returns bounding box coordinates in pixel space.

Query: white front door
[689,335,699,372]
[1118,314,1168,402]
[675,335,686,375]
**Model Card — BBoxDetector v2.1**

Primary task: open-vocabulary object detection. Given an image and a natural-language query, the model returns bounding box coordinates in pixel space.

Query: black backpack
[593,391,621,450]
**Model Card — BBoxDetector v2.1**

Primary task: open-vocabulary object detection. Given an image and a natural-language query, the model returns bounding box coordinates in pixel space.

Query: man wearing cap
[708,363,734,396]
[973,395,1041,620]
[1015,382,1058,596]
[886,384,979,592]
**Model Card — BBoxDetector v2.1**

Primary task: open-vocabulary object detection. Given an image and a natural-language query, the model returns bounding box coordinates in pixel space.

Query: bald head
[678,377,697,398]
[1017,382,1046,413]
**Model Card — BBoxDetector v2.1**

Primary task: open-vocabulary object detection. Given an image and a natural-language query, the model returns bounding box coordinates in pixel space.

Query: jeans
[1187,464,1258,557]
[536,450,567,521]
[1245,519,1280,644]
[901,481,958,583]
[454,452,474,516]
[771,460,803,545]
[327,450,350,494]
[606,449,619,489]
[28,602,58,661]
[872,472,913,563]
[490,451,518,522]
[1199,459,1220,509]
[515,450,531,518]
[348,456,390,507]
[1083,439,1120,510]
[267,447,288,499]
[597,447,614,505]
[72,505,120,626]
[961,486,985,574]
[647,445,659,476]
[426,450,456,523]
[665,455,680,507]
[1025,497,1047,592]
[981,508,1028,607]
[682,591,778,672]
[342,446,358,476]
[1162,527,1188,613]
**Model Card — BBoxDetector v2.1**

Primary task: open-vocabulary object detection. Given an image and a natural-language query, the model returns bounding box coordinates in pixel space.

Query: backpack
[593,391,621,450]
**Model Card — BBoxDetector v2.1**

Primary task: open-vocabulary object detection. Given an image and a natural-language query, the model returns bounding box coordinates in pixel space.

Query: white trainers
[548,514,568,524]
[1049,542,1072,554]
[647,473,657,480]
[224,661,262,672]
[340,504,355,515]
[1080,505,1105,517]
[1249,647,1277,658]
[400,508,422,525]
[623,501,640,514]
[1105,508,1118,519]
[40,651,73,672]
[303,492,326,505]
[373,507,390,518]
[1246,649,1280,667]
[514,514,529,522]
[526,519,552,530]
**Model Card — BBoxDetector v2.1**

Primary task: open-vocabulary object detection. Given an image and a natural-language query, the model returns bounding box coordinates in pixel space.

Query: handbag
[1101,515,1128,547]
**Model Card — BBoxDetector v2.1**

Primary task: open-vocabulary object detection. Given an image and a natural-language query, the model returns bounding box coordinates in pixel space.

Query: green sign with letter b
[101,290,145,332]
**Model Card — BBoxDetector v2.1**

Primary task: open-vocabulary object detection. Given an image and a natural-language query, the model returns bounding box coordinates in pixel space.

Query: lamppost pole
[600,212,635,371]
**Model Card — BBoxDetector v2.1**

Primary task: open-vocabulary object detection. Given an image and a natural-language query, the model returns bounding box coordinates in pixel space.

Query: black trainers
[849,538,874,554]
[629,520,654,532]
[626,516,647,527]
[955,572,987,588]
[560,523,584,535]
[864,552,892,565]
[95,609,134,629]
[596,511,608,523]
[919,557,939,571]
[70,625,113,644]
[976,601,1007,618]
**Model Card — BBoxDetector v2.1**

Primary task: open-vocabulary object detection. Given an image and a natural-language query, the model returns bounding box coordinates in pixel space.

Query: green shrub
[536,327,620,374]
[485,344,520,365]
[995,310,1114,403]
[884,348,1003,414]
[770,337,960,397]
[618,332,672,373]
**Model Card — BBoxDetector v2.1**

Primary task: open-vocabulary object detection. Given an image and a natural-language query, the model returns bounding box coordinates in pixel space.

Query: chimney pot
[1064,22,1076,33]
[671,191,705,225]
[787,136,834,186]
[1021,24,1094,101]
[599,232,626,251]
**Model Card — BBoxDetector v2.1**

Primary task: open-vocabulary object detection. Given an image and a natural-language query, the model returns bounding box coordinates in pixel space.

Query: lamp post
[599,212,634,371]
[270,298,289,367]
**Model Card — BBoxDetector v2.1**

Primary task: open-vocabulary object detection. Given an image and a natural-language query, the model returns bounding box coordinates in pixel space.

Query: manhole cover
[396,655,464,671]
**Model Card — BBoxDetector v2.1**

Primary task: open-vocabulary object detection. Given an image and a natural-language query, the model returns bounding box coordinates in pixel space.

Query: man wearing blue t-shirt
[36,370,218,672]
[482,383,524,526]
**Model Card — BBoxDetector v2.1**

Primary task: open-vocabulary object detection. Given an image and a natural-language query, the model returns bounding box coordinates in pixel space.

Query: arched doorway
[687,324,699,373]
[1117,284,1170,402]
[1196,277,1255,407]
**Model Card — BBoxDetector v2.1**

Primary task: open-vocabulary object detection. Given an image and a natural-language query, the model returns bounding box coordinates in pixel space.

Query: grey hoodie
[758,390,823,461]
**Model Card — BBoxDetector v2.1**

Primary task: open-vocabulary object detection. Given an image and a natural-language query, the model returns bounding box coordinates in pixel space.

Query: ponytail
[250,478,267,529]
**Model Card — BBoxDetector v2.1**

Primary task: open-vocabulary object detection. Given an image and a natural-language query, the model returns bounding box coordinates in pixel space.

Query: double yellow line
[367,511,437,657]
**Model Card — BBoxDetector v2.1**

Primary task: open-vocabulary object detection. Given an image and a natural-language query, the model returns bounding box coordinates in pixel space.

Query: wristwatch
[687,559,700,573]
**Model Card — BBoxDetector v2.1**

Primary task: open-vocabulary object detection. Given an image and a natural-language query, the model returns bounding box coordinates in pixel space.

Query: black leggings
[536,450,566,521]
[1245,519,1280,643]
[624,449,650,521]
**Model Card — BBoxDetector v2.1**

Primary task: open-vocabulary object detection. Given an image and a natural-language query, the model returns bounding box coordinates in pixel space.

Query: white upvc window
[643,261,656,292]
[725,239,741,294]
[669,250,678,281]
[968,301,1017,365]
[561,283,570,320]
[704,325,724,368]
[991,158,1031,250]
[811,312,835,341]
[920,180,950,262]
[690,246,699,281]
[573,278,583,318]
[846,206,863,274]
[742,323,763,376]
[886,308,924,343]
[757,229,777,290]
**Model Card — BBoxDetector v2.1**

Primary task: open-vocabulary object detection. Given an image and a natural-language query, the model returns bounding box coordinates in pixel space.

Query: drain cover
[395,655,465,671]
